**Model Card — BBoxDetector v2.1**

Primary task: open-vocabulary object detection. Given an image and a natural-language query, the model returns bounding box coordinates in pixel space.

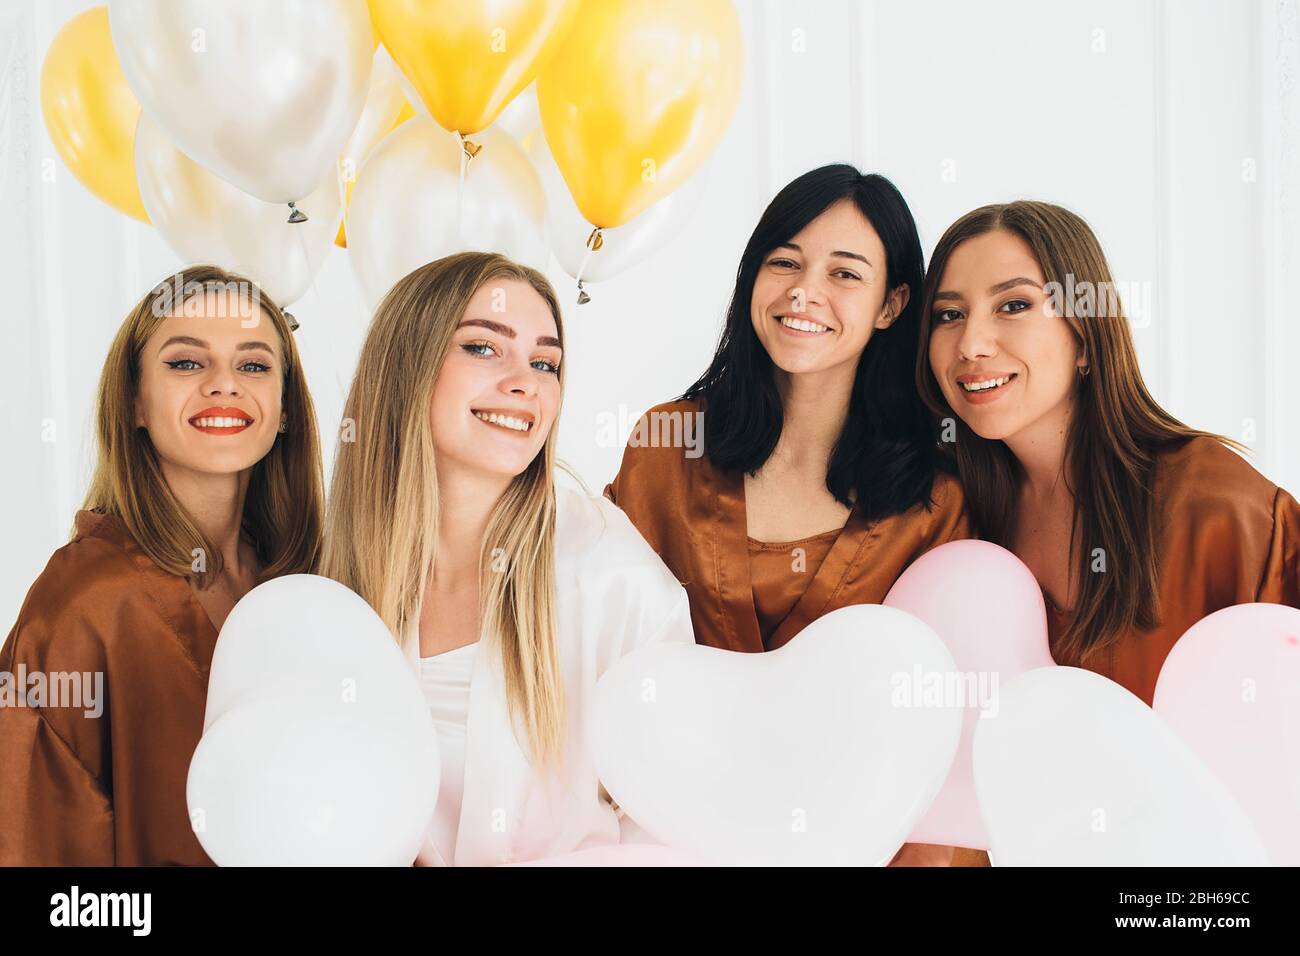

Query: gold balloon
[368,0,580,135]
[537,0,742,229]
[40,6,148,222]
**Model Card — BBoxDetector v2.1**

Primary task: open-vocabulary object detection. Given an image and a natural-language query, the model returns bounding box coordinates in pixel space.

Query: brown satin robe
[604,399,974,653]
[604,398,991,865]
[1046,436,1300,706]
[0,511,217,865]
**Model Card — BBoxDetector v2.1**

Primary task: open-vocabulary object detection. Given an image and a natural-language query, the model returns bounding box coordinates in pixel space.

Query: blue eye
[240,361,272,373]
[166,359,201,370]
[461,341,496,358]
[531,359,560,374]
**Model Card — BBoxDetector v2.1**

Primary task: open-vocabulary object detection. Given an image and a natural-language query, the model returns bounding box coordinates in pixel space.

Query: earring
[1078,365,1091,377]
[278,420,288,433]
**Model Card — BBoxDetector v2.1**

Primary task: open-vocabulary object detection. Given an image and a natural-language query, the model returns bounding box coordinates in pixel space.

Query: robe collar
[706,464,879,652]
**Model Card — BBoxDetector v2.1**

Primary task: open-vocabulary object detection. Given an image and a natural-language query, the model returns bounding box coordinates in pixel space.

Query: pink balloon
[503,844,708,867]
[1153,603,1300,865]
[884,539,1055,850]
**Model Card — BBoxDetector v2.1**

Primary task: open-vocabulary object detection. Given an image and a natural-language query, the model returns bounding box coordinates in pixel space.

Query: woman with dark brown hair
[0,265,324,865]
[919,200,1300,706]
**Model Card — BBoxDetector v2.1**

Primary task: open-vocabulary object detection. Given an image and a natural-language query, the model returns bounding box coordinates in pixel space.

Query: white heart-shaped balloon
[591,604,962,865]
[973,666,1267,865]
[190,574,440,865]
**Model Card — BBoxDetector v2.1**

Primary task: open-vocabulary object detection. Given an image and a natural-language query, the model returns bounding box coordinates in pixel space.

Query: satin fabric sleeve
[0,561,115,866]
[1257,487,1300,606]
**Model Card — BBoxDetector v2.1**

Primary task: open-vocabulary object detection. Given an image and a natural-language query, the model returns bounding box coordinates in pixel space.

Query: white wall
[3,0,1298,626]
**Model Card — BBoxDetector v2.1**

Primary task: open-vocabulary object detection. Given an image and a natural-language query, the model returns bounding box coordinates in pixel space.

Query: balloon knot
[287,202,308,224]
[577,280,590,306]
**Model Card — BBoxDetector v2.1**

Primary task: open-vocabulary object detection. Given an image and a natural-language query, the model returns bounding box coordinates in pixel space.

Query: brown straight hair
[82,264,324,587]
[915,201,1242,665]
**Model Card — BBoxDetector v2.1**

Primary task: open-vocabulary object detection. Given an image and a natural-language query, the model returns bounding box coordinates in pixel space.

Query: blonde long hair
[82,265,324,588]
[321,252,567,768]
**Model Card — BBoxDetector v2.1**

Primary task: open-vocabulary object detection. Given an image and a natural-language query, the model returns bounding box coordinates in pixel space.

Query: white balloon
[493,84,541,144]
[972,666,1268,866]
[347,118,547,310]
[109,0,372,203]
[339,46,411,187]
[188,693,438,866]
[135,111,341,306]
[189,574,440,866]
[528,127,708,283]
[591,604,962,866]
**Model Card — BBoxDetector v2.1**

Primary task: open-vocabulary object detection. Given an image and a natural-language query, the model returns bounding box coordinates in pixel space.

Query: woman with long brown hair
[919,200,1300,705]
[321,251,692,866]
[0,265,324,864]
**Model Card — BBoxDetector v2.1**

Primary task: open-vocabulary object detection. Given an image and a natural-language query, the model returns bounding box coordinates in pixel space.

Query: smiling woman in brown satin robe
[0,266,323,865]
[919,200,1300,710]
[605,165,980,866]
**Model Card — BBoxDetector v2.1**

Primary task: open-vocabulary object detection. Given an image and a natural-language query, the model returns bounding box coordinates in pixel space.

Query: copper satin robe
[604,399,991,866]
[0,511,217,865]
[1046,436,1300,706]
[604,400,973,653]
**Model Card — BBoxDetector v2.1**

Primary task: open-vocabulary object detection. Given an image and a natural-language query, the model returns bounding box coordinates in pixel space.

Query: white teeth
[960,375,1012,392]
[473,410,531,432]
[193,417,251,427]
[780,315,830,333]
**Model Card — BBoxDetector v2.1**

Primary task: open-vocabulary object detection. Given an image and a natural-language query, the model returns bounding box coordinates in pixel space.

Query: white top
[400,485,695,866]
[417,642,477,864]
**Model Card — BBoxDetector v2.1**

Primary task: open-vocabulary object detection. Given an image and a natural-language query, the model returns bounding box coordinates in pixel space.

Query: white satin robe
[402,485,694,866]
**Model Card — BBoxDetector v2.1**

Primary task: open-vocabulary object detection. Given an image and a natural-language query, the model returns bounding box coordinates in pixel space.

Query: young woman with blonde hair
[920,200,1300,704]
[321,251,692,866]
[0,265,324,865]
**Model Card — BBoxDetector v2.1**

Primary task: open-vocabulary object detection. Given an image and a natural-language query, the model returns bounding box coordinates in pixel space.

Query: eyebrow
[775,242,872,267]
[932,277,1043,302]
[457,318,562,349]
[158,335,276,353]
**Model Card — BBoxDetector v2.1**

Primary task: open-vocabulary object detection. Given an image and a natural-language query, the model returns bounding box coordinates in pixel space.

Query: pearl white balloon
[189,574,440,866]
[135,111,341,306]
[109,0,372,203]
[339,46,411,187]
[347,118,547,310]
[591,604,962,866]
[973,666,1268,865]
[528,127,709,284]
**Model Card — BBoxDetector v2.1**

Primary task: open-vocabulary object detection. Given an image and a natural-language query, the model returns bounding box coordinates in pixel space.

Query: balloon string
[457,133,468,244]
[574,227,603,305]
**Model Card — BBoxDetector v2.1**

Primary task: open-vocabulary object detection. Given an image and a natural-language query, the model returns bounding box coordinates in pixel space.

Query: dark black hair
[681,163,939,519]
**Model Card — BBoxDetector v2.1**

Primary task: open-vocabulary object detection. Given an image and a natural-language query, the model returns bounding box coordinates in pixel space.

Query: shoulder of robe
[3,511,160,666]
[926,469,968,518]
[614,398,705,473]
[1154,436,1278,530]
[556,486,682,593]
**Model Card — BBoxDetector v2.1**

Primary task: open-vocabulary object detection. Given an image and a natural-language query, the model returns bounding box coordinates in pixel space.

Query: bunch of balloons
[592,541,1298,866]
[40,0,744,309]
